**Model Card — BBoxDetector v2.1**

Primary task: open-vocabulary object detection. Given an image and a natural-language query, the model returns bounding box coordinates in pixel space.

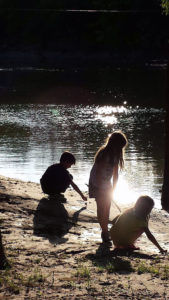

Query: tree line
[0,0,168,60]
[0,0,163,10]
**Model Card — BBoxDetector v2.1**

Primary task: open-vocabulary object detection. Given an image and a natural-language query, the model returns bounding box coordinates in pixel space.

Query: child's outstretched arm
[70,181,87,201]
[144,228,167,253]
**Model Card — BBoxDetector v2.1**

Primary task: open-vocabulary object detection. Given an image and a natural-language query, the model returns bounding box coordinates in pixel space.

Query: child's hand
[160,248,167,254]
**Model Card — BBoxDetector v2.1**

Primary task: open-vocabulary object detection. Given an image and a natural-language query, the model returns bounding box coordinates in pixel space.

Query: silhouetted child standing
[89,130,127,245]
[110,195,167,253]
[40,152,87,202]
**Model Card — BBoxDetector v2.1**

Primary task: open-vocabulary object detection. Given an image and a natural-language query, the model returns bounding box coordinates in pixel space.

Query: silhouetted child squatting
[40,152,87,202]
[110,195,167,253]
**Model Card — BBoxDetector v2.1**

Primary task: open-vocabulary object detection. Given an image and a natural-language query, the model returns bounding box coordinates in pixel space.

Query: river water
[0,102,165,208]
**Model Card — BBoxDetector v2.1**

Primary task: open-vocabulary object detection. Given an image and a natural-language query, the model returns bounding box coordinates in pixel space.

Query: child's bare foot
[114,245,140,251]
[101,231,112,247]
[126,245,140,250]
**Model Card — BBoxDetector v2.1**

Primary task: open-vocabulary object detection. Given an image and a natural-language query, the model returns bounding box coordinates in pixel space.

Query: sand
[0,174,169,299]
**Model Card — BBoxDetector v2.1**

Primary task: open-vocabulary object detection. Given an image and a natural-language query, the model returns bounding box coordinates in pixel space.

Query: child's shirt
[40,163,73,194]
[89,157,115,197]
[110,208,149,247]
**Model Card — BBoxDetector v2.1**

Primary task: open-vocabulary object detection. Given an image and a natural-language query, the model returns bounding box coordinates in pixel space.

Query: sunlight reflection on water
[95,105,128,125]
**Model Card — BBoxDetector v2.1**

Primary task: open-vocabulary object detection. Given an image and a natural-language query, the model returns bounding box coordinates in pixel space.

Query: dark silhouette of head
[106,131,128,150]
[134,195,154,217]
[95,130,127,169]
[60,151,76,165]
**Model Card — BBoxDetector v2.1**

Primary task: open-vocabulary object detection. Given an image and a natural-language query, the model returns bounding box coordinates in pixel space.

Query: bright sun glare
[113,176,139,207]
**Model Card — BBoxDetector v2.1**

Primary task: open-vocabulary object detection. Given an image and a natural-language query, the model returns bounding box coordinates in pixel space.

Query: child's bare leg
[114,230,144,250]
[96,195,111,238]
[129,230,144,248]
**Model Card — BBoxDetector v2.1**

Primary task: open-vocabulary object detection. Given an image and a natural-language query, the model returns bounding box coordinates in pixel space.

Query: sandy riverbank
[0,175,169,299]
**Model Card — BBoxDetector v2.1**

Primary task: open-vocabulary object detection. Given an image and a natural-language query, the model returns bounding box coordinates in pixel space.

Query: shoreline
[0,50,168,69]
[0,174,169,299]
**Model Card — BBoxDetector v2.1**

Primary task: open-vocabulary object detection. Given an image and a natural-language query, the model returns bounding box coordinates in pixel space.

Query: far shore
[0,50,168,69]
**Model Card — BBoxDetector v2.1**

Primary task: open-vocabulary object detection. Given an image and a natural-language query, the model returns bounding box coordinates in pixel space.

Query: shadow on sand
[86,244,157,275]
[33,196,86,244]
[95,243,156,259]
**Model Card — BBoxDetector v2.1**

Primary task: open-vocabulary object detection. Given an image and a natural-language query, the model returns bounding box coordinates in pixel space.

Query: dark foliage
[0,0,168,60]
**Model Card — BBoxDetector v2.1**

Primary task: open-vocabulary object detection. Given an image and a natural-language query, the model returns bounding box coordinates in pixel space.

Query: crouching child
[110,195,167,253]
[40,151,87,203]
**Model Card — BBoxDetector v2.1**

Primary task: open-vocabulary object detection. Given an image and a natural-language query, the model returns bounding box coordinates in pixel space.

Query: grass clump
[74,264,90,279]
[0,267,46,295]
[93,257,134,274]
[137,262,160,275]
[20,268,46,287]
[105,258,134,273]
[0,269,20,294]
[136,261,169,279]
[162,264,169,280]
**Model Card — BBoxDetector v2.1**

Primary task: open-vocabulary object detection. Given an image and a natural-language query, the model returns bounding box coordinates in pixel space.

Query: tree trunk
[0,230,7,269]
[161,63,169,212]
